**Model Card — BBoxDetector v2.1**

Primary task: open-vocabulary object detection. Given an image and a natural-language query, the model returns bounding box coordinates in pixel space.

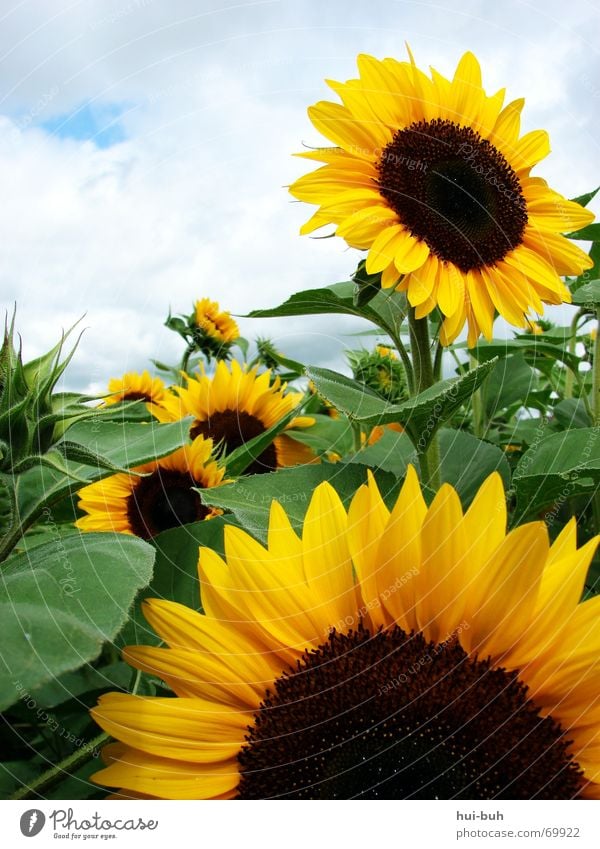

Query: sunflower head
[148,360,317,474]
[90,467,600,799]
[193,298,239,354]
[76,435,226,540]
[104,370,166,406]
[290,48,594,346]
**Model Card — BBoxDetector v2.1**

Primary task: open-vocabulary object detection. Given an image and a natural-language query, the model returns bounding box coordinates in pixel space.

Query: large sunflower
[289,49,594,346]
[91,469,600,799]
[76,436,225,540]
[104,370,166,406]
[149,360,316,474]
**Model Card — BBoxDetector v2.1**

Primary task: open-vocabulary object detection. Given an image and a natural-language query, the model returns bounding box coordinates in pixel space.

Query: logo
[20,810,46,837]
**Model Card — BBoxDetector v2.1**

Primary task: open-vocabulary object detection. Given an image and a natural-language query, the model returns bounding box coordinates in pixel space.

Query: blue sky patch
[40,102,129,148]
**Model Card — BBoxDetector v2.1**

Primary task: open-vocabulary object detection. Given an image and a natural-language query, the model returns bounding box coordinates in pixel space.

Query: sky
[0,0,598,392]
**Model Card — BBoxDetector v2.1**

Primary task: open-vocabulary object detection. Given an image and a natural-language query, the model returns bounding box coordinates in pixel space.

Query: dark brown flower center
[377,119,527,272]
[126,469,210,539]
[236,626,584,799]
[190,410,277,475]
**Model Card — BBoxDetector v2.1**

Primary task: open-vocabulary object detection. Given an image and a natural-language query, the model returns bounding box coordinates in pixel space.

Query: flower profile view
[290,49,594,345]
[149,360,316,474]
[76,436,225,539]
[91,468,600,799]
[104,370,166,406]
[193,298,239,346]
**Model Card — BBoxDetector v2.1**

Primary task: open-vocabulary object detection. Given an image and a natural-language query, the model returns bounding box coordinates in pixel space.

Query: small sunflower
[149,360,316,474]
[76,436,225,540]
[104,371,166,406]
[91,469,600,799]
[290,49,594,346]
[194,299,239,345]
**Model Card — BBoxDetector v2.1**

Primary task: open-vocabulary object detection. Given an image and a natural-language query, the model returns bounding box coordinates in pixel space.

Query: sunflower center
[236,626,583,799]
[126,470,210,539]
[377,119,527,272]
[190,411,277,475]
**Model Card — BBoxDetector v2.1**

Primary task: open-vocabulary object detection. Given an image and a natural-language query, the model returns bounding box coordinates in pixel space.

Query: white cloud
[0,0,598,391]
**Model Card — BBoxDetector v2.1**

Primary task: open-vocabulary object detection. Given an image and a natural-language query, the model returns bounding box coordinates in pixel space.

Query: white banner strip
[1,799,599,848]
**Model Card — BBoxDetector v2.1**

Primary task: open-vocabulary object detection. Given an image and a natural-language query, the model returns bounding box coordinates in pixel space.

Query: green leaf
[305,359,496,452]
[347,428,417,477]
[285,413,354,458]
[246,280,406,337]
[483,354,538,417]
[565,223,600,241]
[466,337,579,372]
[201,464,400,544]
[438,429,511,508]
[552,399,592,430]
[571,280,600,307]
[0,533,155,711]
[570,187,599,208]
[512,428,600,519]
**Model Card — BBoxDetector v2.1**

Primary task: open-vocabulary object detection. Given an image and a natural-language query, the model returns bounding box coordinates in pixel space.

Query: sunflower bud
[0,312,83,472]
[346,345,408,403]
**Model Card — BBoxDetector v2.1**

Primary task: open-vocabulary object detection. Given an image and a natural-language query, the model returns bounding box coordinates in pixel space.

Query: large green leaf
[201,464,399,544]
[12,418,192,540]
[483,354,538,417]
[438,429,511,508]
[512,428,600,519]
[571,280,600,308]
[347,428,418,477]
[285,414,354,458]
[306,360,496,451]
[0,533,155,711]
[467,337,579,372]
[247,280,406,336]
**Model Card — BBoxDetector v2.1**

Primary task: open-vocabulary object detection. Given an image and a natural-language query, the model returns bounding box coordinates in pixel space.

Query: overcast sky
[1,0,598,392]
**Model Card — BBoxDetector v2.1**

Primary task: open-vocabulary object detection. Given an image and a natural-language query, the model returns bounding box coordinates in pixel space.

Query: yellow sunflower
[76,436,225,540]
[149,360,316,474]
[290,49,594,346]
[194,298,239,344]
[104,371,166,406]
[91,468,600,799]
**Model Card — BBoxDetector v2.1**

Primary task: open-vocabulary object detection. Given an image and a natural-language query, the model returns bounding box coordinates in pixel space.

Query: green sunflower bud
[346,345,408,404]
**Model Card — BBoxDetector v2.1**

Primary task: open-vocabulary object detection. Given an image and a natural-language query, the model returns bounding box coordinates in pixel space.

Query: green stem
[11,731,110,800]
[565,309,585,400]
[386,326,415,396]
[432,341,444,383]
[592,311,600,534]
[470,353,485,438]
[408,309,440,489]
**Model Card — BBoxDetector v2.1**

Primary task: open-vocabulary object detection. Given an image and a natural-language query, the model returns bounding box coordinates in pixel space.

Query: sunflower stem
[408,309,440,490]
[565,309,585,400]
[10,731,110,800]
[470,353,485,438]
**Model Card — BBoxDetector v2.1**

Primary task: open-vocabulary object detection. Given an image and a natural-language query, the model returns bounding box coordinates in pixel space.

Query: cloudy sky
[1,0,598,392]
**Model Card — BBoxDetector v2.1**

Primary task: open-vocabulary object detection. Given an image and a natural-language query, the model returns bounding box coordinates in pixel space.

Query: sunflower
[149,360,316,474]
[104,371,166,406]
[194,299,239,345]
[289,49,594,346]
[90,468,600,799]
[75,436,225,540]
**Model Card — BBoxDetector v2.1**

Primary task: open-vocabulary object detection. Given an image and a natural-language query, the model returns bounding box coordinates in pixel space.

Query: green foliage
[0,533,155,711]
